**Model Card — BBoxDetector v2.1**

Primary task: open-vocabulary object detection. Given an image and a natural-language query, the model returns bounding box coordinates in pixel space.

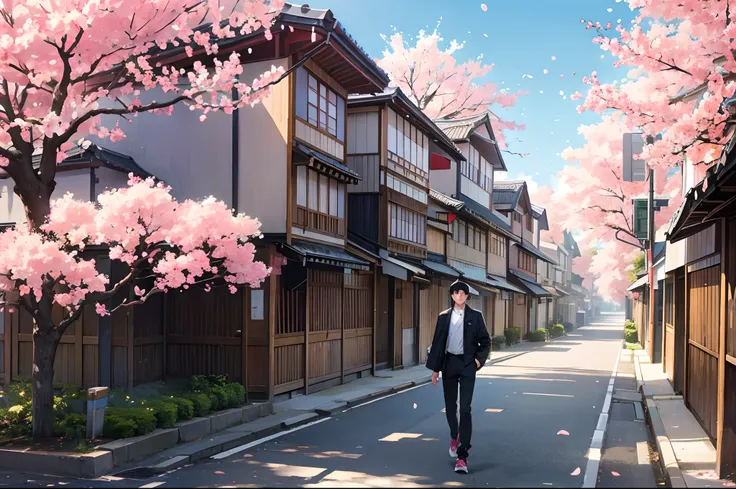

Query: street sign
[632,198,669,238]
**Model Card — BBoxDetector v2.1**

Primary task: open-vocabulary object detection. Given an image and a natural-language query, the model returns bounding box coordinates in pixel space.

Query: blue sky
[330,0,640,190]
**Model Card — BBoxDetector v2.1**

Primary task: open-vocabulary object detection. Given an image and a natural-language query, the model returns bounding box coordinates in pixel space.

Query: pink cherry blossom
[376,28,525,150]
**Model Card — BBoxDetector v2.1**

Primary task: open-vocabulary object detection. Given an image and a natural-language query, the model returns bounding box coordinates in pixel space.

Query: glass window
[296,166,307,207]
[319,174,329,213]
[308,170,318,210]
[337,183,345,218]
[329,180,338,217]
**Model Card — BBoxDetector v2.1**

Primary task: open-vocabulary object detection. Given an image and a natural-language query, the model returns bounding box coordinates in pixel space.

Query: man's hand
[475,358,481,369]
[432,371,440,385]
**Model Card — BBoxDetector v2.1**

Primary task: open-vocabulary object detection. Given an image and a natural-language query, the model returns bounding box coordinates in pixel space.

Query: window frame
[307,72,340,138]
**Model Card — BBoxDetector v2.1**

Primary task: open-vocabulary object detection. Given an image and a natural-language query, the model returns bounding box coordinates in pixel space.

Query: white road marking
[139,482,166,488]
[582,342,621,488]
[637,441,650,465]
[211,417,331,460]
[342,382,431,412]
[521,392,574,398]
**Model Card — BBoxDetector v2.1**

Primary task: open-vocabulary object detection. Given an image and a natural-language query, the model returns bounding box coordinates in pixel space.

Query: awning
[514,241,558,265]
[278,240,371,271]
[292,141,361,184]
[487,274,525,294]
[465,277,500,297]
[628,275,649,292]
[508,270,552,297]
[543,286,560,297]
[554,286,569,297]
[422,260,461,279]
[379,249,426,281]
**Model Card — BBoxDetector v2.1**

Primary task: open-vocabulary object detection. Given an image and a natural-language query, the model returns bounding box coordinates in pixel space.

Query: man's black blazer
[425,305,492,373]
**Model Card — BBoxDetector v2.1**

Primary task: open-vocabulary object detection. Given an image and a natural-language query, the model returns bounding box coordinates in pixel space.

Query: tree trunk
[15,179,54,231]
[32,331,59,438]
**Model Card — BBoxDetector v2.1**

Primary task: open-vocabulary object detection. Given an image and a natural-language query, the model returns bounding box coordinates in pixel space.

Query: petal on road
[557,430,570,436]
[571,467,581,476]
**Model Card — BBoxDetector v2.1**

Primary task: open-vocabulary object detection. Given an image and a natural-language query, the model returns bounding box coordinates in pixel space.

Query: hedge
[550,324,565,338]
[504,327,521,346]
[529,328,547,342]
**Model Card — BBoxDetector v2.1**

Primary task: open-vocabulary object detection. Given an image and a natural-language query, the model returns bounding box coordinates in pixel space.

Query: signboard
[623,133,647,182]
[632,198,669,239]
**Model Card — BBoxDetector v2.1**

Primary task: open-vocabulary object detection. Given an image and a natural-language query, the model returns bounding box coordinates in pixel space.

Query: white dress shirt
[446,306,465,355]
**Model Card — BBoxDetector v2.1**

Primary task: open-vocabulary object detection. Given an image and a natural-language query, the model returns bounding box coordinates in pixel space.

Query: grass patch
[625,342,643,350]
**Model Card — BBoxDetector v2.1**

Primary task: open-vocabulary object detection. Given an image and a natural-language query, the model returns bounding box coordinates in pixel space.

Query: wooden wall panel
[347,112,380,155]
[295,119,345,161]
[273,344,304,388]
[375,275,390,368]
[427,228,446,256]
[344,333,372,371]
[689,265,720,353]
[687,344,719,440]
[346,155,380,193]
[308,339,341,381]
[686,224,717,264]
[347,194,379,243]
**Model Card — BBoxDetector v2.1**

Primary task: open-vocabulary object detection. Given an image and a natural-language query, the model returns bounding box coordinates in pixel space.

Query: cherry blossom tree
[531,115,682,302]
[0,0,284,437]
[376,27,526,152]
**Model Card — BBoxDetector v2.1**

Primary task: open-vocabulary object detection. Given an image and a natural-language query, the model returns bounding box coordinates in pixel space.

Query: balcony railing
[295,206,345,237]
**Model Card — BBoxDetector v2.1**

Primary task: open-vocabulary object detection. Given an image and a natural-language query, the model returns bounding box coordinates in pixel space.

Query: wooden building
[493,180,556,338]
[344,87,466,369]
[664,136,736,480]
[429,113,522,337]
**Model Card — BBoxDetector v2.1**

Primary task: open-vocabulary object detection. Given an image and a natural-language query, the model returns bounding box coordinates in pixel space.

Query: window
[490,233,506,257]
[389,203,426,245]
[307,73,339,138]
[513,212,521,223]
[518,250,537,274]
[386,108,429,174]
[451,218,486,252]
[525,214,534,233]
[383,171,428,205]
[461,145,493,191]
[297,166,345,218]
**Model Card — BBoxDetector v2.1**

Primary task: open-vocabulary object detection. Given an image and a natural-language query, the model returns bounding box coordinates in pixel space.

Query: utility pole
[647,164,656,360]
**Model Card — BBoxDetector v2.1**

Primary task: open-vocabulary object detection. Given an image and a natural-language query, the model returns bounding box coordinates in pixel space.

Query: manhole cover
[111,467,160,480]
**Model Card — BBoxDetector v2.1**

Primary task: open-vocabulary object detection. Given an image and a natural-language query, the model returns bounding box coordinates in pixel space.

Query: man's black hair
[449,280,470,295]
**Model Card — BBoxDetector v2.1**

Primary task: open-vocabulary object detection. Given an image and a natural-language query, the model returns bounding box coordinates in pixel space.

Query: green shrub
[54,413,87,440]
[550,324,566,338]
[190,374,228,392]
[186,393,212,417]
[147,400,178,428]
[529,329,547,342]
[224,383,246,408]
[104,407,156,437]
[169,397,194,421]
[491,335,506,351]
[625,320,637,331]
[504,327,521,346]
[624,328,638,344]
[103,415,137,439]
[207,385,229,411]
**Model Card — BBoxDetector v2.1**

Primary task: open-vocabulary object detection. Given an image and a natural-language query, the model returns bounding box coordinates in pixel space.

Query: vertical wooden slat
[717,221,727,472]
[242,287,249,401]
[341,272,345,385]
[268,247,277,400]
[74,308,83,387]
[304,269,311,395]
[684,266,690,401]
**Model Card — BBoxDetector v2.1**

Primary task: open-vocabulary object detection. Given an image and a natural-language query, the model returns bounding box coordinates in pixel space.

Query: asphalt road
[1,313,628,488]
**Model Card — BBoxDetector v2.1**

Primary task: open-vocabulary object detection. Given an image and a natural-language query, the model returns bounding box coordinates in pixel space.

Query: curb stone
[635,356,687,488]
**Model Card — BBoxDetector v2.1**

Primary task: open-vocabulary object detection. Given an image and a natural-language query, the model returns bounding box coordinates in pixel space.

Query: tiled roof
[492,180,525,210]
[434,113,489,141]
[429,189,464,210]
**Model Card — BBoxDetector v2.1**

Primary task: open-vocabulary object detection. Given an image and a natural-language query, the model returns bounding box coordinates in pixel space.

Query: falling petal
[248,47,252,54]
[289,25,294,32]
[559,90,565,96]
[571,467,581,476]
[601,55,605,59]
[483,33,488,37]
[540,90,544,94]
[243,454,253,458]
[560,74,564,78]
[215,471,225,475]
[527,75,533,79]
[481,3,488,11]
[573,71,577,75]
[611,472,620,477]
[543,69,549,74]
[551,56,557,60]
[607,7,613,12]
[557,430,570,436]
[413,403,418,409]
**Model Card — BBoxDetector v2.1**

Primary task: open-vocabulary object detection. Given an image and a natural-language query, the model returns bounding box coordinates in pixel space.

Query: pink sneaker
[449,436,459,458]
[455,458,468,473]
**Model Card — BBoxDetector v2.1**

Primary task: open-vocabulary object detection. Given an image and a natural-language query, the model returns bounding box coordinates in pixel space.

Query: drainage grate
[111,467,160,480]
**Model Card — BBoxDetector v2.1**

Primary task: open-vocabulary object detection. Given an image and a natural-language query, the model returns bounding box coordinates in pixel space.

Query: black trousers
[442,353,476,460]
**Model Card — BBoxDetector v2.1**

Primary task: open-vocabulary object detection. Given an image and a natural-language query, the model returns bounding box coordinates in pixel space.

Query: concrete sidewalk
[635,351,734,488]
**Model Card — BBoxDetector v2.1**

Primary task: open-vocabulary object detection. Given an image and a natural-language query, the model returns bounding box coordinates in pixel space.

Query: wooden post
[241,287,249,402]
[372,267,377,375]
[683,264,690,401]
[2,309,11,387]
[341,271,345,385]
[126,303,134,390]
[267,245,277,401]
[304,269,310,395]
[716,219,727,475]
[97,255,112,388]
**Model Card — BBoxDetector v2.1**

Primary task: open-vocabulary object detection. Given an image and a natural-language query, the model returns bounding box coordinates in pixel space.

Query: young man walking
[426,280,491,474]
